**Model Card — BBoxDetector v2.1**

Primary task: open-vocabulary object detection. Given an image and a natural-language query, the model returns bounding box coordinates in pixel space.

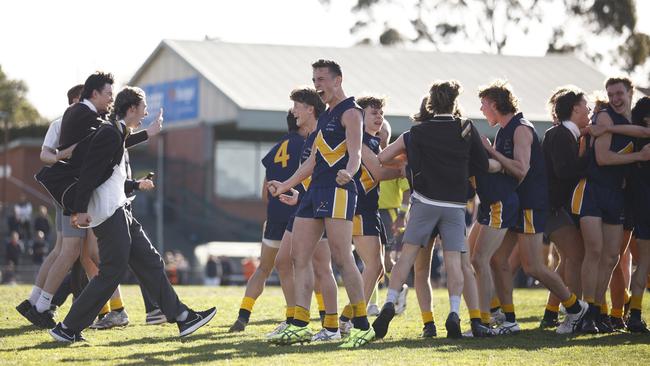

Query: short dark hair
[605,76,633,91]
[356,95,386,110]
[427,80,462,115]
[67,84,84,105]
[631,96,650,127]
[290,87,326,118]
[286,109,298,132]
[551,87,585,122]
[311,59,342,77]
[478,80,519,115]
[81,71,114,100]
[412,96,434,122]
[110,86,145,121]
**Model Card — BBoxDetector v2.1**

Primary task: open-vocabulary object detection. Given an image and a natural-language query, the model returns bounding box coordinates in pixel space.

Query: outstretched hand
[147,108,164,136]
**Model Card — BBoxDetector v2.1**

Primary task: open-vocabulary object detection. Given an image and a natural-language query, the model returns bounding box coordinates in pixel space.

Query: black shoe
[610,317,626,332]
[445,312,462,339]
[580,316,599,334]
[48,323,86,343]
[177,307,217,337]
[421,322,437,338]
[471,321,494,337]
[595,315,614,333]
[371,302,395,339]
[16,300,31,321]
[228,317,247,333]
[25,306,56,329]
[539,317,560,329]
[627,317,650,333]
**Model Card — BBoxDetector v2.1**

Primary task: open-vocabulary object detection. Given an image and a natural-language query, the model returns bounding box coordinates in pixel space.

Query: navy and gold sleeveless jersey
[632,137,650,238]
[510,113,549,210]
[296,130,319,197]
[473,119,519,205]
[586,108,635,191]
[311,97,362,193]
[261,131,305,223]
[354,132,381,214]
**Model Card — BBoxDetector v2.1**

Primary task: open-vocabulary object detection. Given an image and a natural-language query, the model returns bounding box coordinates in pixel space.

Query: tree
[322,0,649,84]
[0,65,44,128]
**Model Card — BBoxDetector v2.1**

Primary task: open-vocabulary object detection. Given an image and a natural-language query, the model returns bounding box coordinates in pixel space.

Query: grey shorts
[402,198,467,252]
[55,204,88,238]
[543,207,577,240]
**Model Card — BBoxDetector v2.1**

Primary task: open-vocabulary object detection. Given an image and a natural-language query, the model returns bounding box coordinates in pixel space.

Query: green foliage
[0,65,46,129]
[1,285,649,365]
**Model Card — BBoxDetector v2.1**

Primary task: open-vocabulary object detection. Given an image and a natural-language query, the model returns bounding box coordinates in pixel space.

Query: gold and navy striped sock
[238,296,256,322]
[352,301,370,330]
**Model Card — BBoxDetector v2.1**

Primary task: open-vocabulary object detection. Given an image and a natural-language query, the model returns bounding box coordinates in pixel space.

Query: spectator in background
[32,231,48,265]
[204,255,222,286]
[220,256,232,286]
[14,195,33,242]
[165,251,178,285]
[6,231,23,265]
[174,251,189,285]
[33,206,52,243]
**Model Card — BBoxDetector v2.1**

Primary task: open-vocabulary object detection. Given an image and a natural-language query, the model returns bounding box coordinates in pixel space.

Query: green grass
[1,285,649,365]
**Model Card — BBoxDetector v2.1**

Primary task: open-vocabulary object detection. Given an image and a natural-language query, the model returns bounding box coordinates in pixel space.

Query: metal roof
[132,39,608,123]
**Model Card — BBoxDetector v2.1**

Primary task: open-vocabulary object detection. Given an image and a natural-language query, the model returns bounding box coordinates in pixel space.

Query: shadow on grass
[0,324,42,338]
[35,325,649,365]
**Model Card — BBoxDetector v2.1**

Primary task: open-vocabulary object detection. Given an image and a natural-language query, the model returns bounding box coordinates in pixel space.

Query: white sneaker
[395,284,409,315]
[490,309,506,326]
[339,320,353,336]
[265,321,288,338]
[557,300,588,335]
[493,321,520,335]
[311,328,342,342]
[367,303,380,316]
[89,309,129,330]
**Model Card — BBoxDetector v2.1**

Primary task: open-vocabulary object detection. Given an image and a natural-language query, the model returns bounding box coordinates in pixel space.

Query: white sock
[61,323,68,329]
[176,310,189,322]
[29,286,42,305]
[35,291,53,313]
[449,295,461,315]
[386,289,400,305]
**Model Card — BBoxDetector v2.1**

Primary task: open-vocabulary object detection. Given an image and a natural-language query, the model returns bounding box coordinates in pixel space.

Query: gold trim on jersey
[489,201,503,228]
[523,209,535,234]
[618,141,634,154]
[469,176,477,190]
[359,165,377,193]
[301,176,312,191]
[332,188,348,219]
[315,130,347,167]
[571,178,587,215]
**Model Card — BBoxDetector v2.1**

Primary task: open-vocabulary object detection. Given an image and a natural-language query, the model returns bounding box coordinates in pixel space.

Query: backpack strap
[457,117,473,140]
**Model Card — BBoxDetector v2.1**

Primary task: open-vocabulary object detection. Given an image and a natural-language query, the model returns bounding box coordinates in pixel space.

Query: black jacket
[542,123,588,211]
[408,116,489,204]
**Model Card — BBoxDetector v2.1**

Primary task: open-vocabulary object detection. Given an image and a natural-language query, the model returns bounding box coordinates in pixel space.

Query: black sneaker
[471,320,494,337]
[445,312,462,339]
[627,317,650,333]
[228,317,247,333]
[25,306,56,329]
[539,317,560,329]
[580,316,599,334]
[177,307,217,337]
[595,315,614,333]
[16,300,31,321]
[371,302,395,339]
[421,322,437,338]
[610,317,626,332]
[49,323,86,343]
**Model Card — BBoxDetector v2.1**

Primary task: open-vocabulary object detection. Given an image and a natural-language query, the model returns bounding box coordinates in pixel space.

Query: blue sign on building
[142,76,199,124]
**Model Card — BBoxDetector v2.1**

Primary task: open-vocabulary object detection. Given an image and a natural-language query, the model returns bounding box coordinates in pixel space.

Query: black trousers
[63,207,186,332]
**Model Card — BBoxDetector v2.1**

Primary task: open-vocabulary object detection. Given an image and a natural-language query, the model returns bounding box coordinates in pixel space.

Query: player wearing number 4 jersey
[228,109,309,333]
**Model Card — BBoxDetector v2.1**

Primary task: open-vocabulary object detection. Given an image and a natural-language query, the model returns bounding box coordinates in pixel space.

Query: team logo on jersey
[315,130,347,167]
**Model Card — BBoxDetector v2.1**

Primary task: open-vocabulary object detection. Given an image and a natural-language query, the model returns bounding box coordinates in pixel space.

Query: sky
[1,0,649,120]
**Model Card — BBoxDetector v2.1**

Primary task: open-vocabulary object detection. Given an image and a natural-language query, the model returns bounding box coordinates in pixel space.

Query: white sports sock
[176,310,189,322]
[449,295,461,315]
[29,286,42,305]
[386,288,400,305]
[35,291,53,313]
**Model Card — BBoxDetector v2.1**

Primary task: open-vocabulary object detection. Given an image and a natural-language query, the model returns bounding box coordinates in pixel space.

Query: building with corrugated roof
[128,39,609,242]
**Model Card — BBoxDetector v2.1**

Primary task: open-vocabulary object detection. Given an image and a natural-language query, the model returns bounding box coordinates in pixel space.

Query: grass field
[1,285,649,365]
